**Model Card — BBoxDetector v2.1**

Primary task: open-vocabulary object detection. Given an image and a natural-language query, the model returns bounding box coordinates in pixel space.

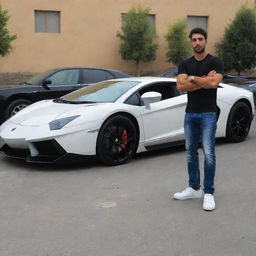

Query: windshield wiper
[23,81,32,85]
[53,98,72,104]
[53,98,96,104]
[54,98,97,104]
[71,101,97,104]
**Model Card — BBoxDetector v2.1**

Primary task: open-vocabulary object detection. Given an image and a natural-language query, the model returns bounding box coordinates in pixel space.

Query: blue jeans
[184,112,217,194]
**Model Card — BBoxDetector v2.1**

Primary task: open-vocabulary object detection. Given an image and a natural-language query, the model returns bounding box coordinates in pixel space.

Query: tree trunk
[136,59,140,76]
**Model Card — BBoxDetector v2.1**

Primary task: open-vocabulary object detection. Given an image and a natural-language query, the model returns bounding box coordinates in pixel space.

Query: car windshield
[60,80,140,103]
[26,69,56,84]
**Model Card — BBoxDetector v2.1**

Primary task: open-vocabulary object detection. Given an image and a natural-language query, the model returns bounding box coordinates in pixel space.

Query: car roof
[159,68,178,77]
[109,76,177,83]
[51,67,128,72]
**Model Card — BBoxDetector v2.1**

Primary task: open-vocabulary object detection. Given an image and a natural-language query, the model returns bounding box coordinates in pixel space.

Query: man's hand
[187,75,195,82]
[187,70,215,83]
[207,70,217,77]
[177,74,201,92]
[190,70,223,89]
[177,70,223,92]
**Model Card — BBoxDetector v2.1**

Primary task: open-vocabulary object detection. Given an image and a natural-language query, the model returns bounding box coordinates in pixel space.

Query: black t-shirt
[178,54,224,113]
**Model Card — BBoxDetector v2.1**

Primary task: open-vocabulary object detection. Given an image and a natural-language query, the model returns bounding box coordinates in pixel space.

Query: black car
[159,68,178,77]
[223,75,256,105]
[0,67,130,123]
[222,74,250,84]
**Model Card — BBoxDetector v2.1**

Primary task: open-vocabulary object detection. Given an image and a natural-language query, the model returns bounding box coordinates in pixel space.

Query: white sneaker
[173,187,203,200]
[203,194,215,211]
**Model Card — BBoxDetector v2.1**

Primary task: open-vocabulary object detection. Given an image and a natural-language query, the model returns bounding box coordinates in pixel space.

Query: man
[174,27,224,211]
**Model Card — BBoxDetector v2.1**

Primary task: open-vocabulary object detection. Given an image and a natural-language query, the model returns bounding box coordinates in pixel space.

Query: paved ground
[0,118,256,256]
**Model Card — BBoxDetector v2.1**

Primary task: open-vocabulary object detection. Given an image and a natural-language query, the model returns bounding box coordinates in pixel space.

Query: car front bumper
[0,139,95,164]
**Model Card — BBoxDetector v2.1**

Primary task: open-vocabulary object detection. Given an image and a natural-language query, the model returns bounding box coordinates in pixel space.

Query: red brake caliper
[121,129,128,149]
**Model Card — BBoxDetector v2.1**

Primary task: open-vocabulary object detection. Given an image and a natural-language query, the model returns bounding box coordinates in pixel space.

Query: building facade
[0,0,254,76]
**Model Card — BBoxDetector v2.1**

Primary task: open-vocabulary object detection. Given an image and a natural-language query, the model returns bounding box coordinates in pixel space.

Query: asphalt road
[0,118,256,256]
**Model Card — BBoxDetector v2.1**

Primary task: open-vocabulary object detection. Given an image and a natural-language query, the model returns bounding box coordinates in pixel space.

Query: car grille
[1,144,29,159]
[27,139,67,162]
[33,140,66,157]
[1,139,67,163]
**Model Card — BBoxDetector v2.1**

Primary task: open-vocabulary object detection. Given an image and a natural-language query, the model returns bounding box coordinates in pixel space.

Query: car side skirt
[145,140,185,151]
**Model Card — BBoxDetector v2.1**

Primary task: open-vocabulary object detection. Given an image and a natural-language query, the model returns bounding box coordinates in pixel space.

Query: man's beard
[193,46,205,54]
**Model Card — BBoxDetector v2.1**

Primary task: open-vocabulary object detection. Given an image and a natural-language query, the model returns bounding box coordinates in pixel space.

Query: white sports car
[0,77,255,165]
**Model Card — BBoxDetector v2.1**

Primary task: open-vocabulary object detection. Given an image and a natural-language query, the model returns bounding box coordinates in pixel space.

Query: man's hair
[189,27,207,40]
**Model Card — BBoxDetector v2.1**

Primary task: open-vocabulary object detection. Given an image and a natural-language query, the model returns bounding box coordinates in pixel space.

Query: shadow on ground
[0,138,231,172]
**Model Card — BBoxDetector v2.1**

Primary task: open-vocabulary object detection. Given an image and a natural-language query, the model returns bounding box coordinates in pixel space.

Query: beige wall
[0,0,254,75]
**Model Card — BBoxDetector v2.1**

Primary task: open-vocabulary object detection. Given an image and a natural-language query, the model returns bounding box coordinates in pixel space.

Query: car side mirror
[42,79,52,89]
[141,91,162,109]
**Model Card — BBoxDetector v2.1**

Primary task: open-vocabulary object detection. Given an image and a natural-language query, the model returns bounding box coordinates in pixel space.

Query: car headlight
[49,115,80,130]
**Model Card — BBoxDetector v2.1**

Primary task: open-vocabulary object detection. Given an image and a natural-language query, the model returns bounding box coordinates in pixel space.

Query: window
[62,81,140,103]
[125,93,142,106]
[187,16,208,31]
[82,69,110,84]
[147,14,156,31]
[35,10,60,33]
[105,71,114,80]
[138,82,179,101]
[48,69,79,85]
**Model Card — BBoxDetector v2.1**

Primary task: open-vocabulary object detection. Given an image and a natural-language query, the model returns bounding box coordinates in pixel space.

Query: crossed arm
[177,71,223,92]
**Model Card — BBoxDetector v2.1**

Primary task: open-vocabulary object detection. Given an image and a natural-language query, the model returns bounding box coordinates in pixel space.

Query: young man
[174,27,224,211]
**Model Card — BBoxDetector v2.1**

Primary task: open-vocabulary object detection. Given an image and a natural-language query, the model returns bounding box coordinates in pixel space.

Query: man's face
[191,33,207,54]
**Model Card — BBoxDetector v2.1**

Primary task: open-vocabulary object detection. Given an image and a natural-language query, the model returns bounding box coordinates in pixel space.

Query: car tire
[5,99,32,119]
[96,115,138,165]
[226,101,252,142]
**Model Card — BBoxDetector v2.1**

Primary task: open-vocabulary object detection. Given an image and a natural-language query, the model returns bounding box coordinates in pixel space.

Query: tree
[117,6,158,76]
[165,19,191,67]
[216,6,256,75]
[0,6,16,57]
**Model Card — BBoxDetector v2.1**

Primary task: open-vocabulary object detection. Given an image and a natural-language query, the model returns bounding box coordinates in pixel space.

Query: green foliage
[165,19,191,66]
[117,6,158,75]
[216,6,256,74]
[0,6,17,57]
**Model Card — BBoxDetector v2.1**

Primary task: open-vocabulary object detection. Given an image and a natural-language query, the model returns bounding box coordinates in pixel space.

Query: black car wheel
[96,115,138,165]
[226,102,252,142]
[5,99,32,119]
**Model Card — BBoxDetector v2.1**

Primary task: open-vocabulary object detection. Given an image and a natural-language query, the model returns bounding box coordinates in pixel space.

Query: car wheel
[5,99,32,119]
[96,115,138,165]
[226,102,252,142]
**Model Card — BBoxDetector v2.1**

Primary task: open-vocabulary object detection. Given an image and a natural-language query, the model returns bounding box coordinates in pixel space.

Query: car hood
[0,84,39,97]
[0,85,18,90]
[9,100,101,126]
[0,83,38,89]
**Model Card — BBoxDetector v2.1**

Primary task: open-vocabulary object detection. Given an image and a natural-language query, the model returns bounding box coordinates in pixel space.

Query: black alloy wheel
[226,102,252,142]
[5,99,32,119]
[96,115,138,165]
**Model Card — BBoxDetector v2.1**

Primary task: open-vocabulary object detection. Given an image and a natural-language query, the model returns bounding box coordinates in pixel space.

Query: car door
[139,82,187,147]
[38,69,82,100]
